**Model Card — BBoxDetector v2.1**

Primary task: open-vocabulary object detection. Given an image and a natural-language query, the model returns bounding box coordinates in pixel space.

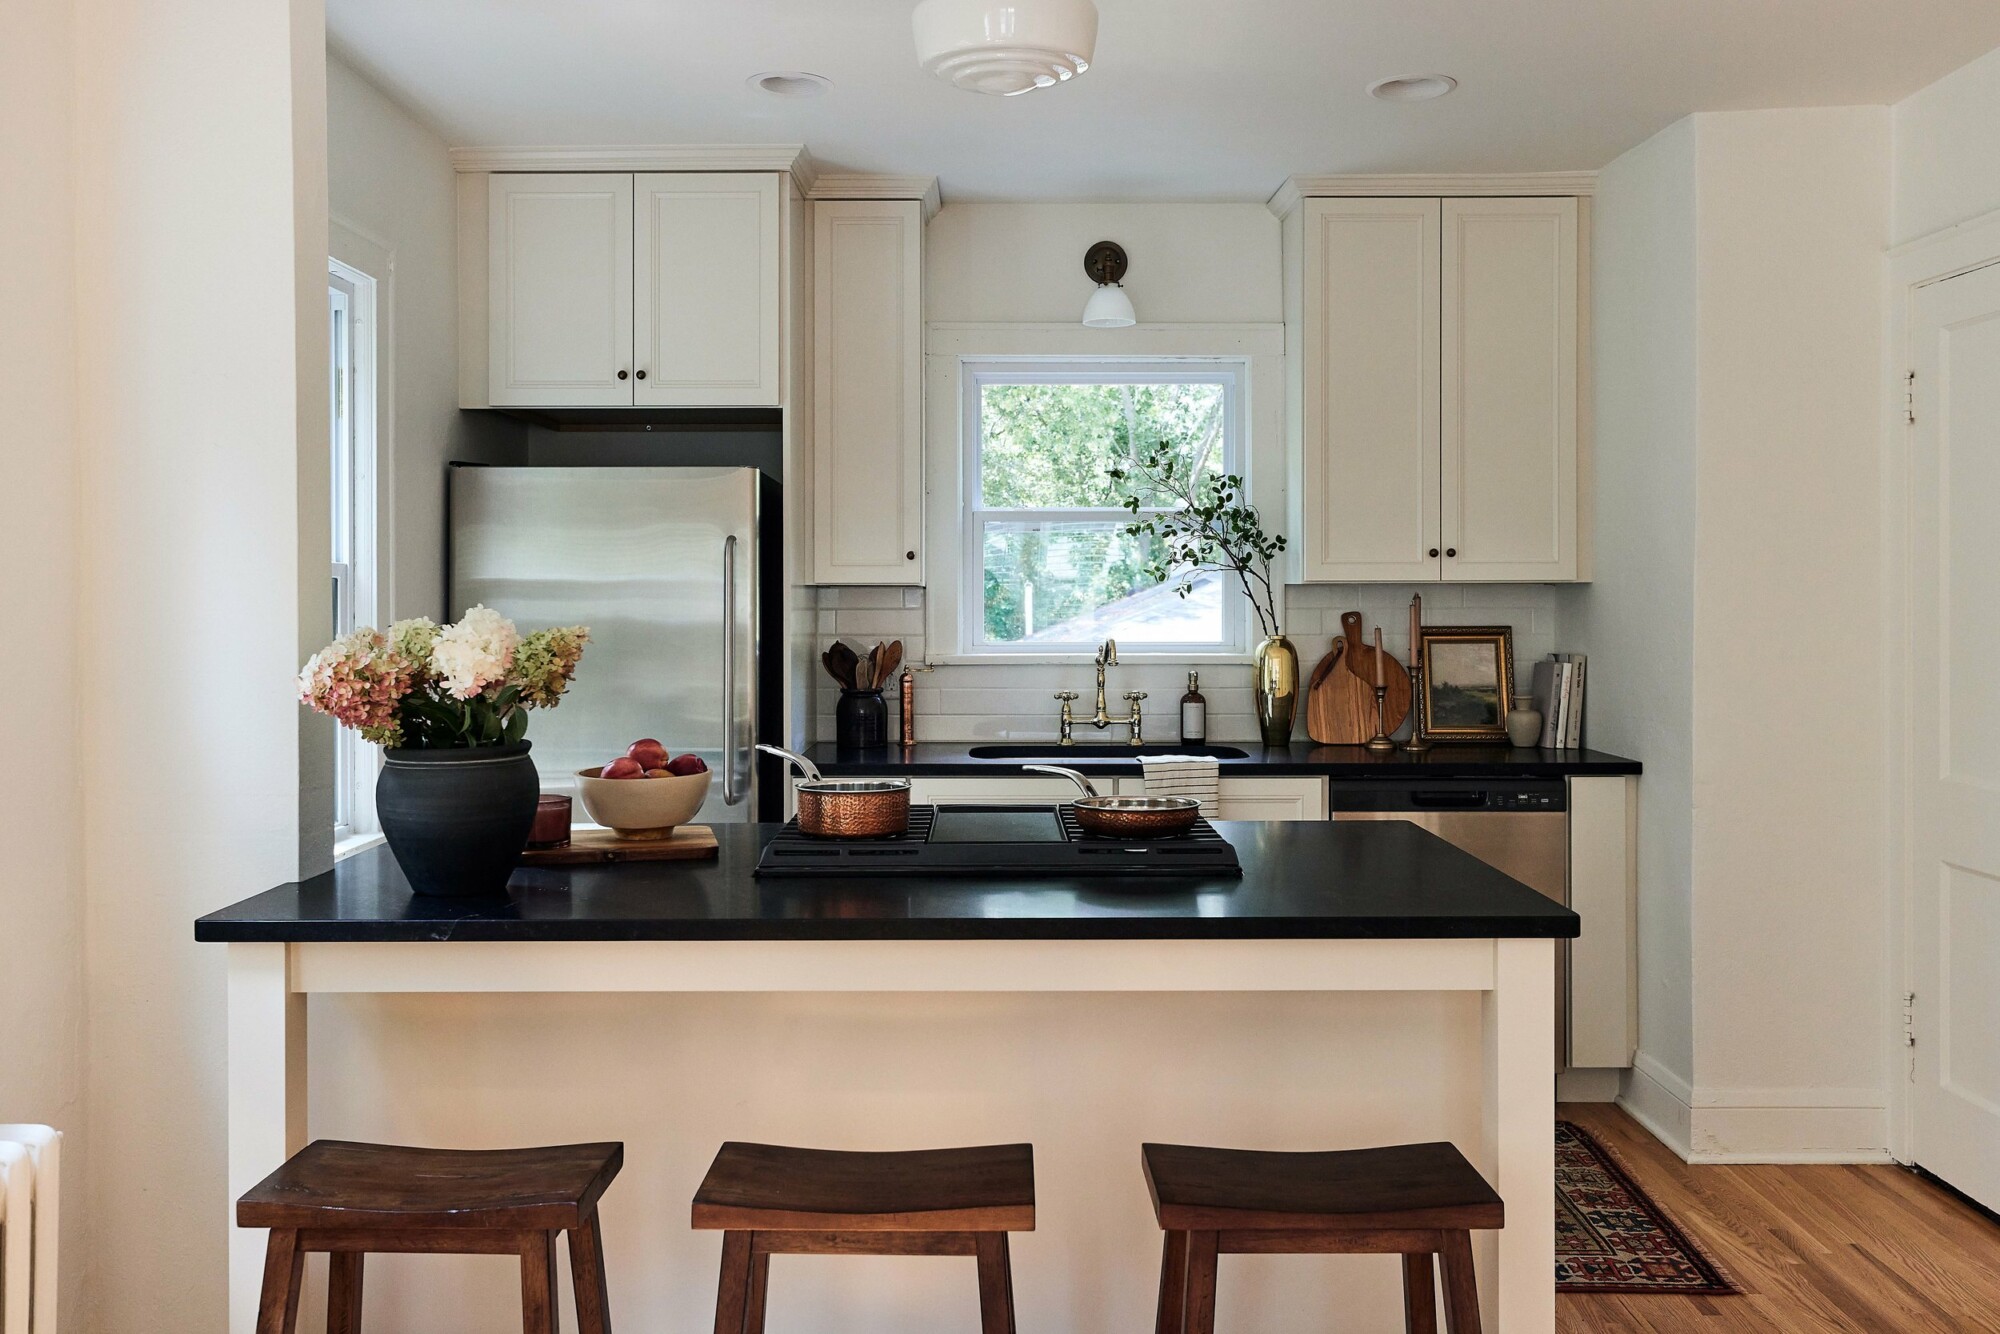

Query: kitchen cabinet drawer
[814,200,925,583]
[906,777,1084,806]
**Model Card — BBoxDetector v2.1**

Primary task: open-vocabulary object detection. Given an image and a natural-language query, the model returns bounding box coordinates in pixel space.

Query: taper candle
[1373,627,1386,687]
[1409,594,1422,665]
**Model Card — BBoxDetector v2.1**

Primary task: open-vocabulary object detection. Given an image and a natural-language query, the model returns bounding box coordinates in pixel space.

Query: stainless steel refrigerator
[449,465,781,822]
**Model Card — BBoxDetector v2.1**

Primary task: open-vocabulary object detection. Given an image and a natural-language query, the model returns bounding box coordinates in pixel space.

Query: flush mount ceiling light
[1368,74,1458,102]
[748,70,832,97]
[1081,240,1135,328]
[912,0,1098,96]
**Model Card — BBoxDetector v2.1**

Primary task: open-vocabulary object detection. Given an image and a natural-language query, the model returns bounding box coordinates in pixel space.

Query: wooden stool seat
[1142,1141,1501,1334]
[694,1142,1034,1334]
[238,1139,621,1334]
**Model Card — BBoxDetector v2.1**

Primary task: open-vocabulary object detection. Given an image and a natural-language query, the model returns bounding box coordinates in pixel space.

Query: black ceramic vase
[835,689,888,750]
[375,742,539,897]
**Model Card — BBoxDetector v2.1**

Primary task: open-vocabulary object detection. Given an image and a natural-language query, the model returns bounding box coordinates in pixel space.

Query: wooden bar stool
[236,1139,622,1334]
[1142,1141,1502,1334]
[692,1141,1035,1334]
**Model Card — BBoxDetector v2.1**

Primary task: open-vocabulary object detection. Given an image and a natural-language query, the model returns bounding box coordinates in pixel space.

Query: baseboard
[1557,1067,1624,1103]
[1614,1052,1891,1163]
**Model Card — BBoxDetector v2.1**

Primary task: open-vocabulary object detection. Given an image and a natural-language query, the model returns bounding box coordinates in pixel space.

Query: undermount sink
[965,744,1251,760]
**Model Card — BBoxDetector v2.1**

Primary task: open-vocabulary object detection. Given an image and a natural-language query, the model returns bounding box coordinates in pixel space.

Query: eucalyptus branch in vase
[1107,442,1289,642]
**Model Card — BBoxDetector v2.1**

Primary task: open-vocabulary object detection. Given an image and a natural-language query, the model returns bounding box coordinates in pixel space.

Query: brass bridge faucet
[1054,638,1146,746]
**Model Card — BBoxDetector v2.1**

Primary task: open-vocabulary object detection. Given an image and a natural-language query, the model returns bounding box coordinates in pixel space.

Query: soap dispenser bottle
[1180,671,1207,744]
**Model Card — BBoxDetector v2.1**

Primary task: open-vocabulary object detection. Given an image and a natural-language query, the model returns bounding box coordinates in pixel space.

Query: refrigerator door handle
[721,534,744,805]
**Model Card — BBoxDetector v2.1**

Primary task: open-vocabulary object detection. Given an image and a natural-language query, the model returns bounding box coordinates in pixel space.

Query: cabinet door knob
[617,370,629,381]
[1428,547,1440,558]
[635,369,647,380]
[1445,547,1457,558]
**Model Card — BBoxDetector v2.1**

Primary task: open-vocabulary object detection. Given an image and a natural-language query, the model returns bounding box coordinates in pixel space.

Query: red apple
[598,757,645,780]
[666,753,708,776]
[645,768,673,779]
[626,738,668,770]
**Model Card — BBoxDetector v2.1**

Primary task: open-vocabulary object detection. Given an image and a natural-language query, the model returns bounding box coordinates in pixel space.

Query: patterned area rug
[1556,1120,1740,1294]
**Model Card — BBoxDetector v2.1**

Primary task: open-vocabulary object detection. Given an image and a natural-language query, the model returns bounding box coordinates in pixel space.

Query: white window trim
[922,323,1287,665]
[328,226,394,852]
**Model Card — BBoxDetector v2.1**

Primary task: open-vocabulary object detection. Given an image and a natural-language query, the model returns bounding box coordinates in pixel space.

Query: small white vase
[1506,708,1543,747]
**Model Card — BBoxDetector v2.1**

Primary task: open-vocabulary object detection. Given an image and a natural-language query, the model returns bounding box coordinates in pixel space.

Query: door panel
[1442,198,1578,580]
[1299,199,1442,582]
[1910,260,2000,1208]
[634,173,780,407]
[488,174,634,407]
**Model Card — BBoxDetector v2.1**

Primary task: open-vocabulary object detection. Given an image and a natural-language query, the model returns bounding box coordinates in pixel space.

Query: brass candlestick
[1402,663,1432,752]
[1365,685,1398,753]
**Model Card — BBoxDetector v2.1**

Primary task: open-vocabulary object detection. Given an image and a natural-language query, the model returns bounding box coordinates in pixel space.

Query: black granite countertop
[805,741,1641,779]
[195,821,1578,944]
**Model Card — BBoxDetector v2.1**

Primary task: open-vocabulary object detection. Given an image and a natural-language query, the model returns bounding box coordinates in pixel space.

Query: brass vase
[1253,633,1300,747]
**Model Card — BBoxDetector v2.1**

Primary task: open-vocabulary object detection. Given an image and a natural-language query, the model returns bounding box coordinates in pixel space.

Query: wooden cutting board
[1306,641,1382,744]
[1336,610,1411,726]
[520,825,718,866]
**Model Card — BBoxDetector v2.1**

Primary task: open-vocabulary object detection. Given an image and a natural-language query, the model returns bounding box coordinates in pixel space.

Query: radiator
[0,1126,59,1334]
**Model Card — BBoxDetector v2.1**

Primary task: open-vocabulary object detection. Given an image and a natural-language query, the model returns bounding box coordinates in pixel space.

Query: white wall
[1892,43,2000,246]
[1560,118,1699,1129]
[328,51,515,622]
[71,1,328,1330]
[0,0,88,1319]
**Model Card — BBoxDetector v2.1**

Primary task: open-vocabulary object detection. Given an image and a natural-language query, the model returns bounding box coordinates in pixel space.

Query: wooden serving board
[1306,641,1381,744]
[520,825,718,866]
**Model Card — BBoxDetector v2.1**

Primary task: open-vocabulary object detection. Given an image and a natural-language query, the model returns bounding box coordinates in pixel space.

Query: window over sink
[958,358,1248,657]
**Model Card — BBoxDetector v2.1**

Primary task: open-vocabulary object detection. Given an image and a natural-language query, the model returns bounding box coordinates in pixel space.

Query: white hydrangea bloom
[429,604,520,699]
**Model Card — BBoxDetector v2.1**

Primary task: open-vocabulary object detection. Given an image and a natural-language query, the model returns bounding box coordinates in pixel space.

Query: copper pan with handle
[1022,765,1202,838]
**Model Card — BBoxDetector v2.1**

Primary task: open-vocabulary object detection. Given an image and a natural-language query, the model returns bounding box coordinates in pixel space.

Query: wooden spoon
[878,640,904,683]
[825,641,860,690]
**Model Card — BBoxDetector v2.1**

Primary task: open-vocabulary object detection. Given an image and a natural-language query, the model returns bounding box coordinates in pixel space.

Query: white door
[813,199,925,583]
[634,173,781,407]
[1441,197,1578,581]
[1909,259,2000,1210]
[488,173,634,407]
[1297,198,1442,582]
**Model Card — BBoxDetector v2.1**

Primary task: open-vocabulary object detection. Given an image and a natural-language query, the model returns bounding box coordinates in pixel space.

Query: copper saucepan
[1023,765,1202,838]
[758,744,912,838]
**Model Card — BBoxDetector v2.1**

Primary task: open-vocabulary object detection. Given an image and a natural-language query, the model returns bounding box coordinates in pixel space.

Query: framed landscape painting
[1417,626,1515,743]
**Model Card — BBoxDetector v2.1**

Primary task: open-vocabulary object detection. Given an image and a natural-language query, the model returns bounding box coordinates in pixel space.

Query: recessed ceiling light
[1368,74,1458,102]
[748,71,832,97]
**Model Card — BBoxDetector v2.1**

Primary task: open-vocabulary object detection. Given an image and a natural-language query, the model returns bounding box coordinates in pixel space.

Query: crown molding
[449,144,815,184]
[1267,171,1597,217]
[807,173,943,221]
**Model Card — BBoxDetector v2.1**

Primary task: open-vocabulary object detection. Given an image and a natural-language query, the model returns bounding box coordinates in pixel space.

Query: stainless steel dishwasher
[1330,778,1571,1064]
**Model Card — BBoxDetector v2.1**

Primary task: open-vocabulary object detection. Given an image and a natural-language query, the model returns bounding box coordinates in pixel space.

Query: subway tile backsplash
[812,584,1563,744]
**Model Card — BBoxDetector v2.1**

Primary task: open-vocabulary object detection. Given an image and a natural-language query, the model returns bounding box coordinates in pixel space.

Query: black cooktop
[753,804,1243,878]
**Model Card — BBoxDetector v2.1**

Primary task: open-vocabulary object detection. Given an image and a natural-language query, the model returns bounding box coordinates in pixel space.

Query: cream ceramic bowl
[573,767,711,839]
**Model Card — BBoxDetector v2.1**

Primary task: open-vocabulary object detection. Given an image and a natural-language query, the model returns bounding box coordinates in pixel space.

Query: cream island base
[201,821,1570,1333]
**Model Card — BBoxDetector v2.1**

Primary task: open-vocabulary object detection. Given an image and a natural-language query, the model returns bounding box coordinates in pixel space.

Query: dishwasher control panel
[1489,790,1562,811]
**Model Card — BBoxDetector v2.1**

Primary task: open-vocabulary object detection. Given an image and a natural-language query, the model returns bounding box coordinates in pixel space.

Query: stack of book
[1529,653,1588,750]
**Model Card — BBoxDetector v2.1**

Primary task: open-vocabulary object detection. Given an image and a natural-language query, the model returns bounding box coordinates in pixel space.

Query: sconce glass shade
[1082,283,1136,328]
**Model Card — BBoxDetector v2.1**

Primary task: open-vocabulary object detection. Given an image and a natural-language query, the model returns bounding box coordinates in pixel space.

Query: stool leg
[1401,1252,1437,1334]
[1438,1232,1482,1334]
[568,1215,613,1334]
[974,1234,1017,1334]
[1181,1231,1220,1334]
[713,1232,754,1334]
[1154,1232,1189,1334]
[519,1231,559,1334]
[256,1229,306,1334]
[327,1252,365,1334]
[744,1251,770,1334]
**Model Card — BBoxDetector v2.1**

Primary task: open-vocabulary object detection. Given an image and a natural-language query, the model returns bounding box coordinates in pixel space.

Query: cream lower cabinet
[905,775,1327,820]
[481,172,780,409]
[814,200,925,584]
[1286,194,1582,582]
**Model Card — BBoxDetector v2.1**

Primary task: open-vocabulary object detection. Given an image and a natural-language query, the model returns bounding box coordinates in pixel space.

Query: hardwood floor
[1556,1104,2000,1332]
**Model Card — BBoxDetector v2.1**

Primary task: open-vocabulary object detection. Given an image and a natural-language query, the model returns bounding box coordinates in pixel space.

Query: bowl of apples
[575,739,711,839]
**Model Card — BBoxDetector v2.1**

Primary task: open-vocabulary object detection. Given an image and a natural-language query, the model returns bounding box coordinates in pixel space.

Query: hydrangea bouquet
[299,606,589,749]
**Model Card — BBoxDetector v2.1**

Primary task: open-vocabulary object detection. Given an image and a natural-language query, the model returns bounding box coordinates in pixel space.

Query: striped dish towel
[1138,755,1221,818]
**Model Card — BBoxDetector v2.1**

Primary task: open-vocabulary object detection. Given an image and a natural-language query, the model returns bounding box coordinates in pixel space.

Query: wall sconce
[1081,240,1136,328]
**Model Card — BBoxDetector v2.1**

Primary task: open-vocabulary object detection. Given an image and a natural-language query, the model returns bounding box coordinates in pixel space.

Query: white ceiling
[327,0,2000,201]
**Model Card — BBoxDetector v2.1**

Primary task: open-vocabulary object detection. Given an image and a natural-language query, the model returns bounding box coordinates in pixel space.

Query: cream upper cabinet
[633,173,780,407]
[1287,193,1584,583]
[1292,198,1443,583]
[487,173,635,407]
[813,200,924,584]
[1442,198,1578,581]
[480,172,781,409]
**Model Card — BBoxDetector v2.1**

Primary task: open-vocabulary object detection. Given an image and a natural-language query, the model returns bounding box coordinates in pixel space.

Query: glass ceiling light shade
[1081,239,1135,327]
[912,0,1098,96]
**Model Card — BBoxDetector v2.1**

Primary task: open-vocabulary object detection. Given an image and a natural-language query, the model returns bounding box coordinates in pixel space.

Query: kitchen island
[200,820,1574,1333]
